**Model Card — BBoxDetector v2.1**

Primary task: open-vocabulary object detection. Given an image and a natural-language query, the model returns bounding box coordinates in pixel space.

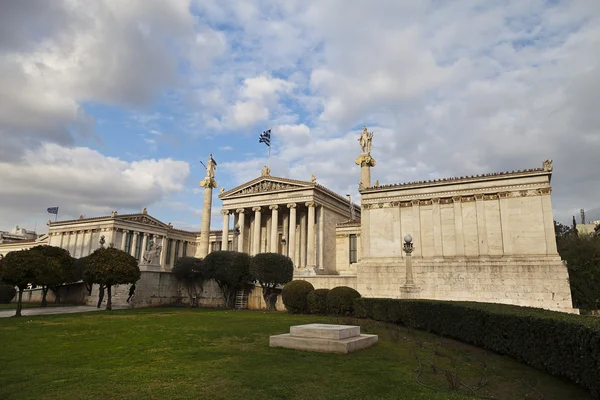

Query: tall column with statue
[355,126,376,189]
[198,154,218,258]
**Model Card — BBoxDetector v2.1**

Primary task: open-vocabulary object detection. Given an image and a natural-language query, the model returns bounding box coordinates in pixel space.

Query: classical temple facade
[0,127,576,312]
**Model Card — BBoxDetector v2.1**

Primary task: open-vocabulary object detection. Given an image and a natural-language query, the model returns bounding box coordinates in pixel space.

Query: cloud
[0,0,225,158]
[0,143,190,230]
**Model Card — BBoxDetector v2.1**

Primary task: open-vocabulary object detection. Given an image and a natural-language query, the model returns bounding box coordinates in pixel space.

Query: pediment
[220,177,312,199]
[118,214,169,228]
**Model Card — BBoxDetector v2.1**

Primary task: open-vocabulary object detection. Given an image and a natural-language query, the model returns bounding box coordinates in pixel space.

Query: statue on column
[200,154,218,188]
[358,126,373,154]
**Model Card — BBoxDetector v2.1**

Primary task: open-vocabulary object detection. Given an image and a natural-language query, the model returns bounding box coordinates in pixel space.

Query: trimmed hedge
[281,280,314,314]
[326,286,360,316]
[307,289,329,314]
[353,298,600,397]
[0,284,16,303]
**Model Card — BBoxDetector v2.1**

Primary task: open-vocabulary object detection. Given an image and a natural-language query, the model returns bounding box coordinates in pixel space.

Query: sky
[1,0,599,233]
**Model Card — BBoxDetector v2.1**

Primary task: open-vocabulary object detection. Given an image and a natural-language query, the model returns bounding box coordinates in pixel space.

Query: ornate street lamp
[402,234,415,287]
[281,236,287,256]
[99,235,106,248]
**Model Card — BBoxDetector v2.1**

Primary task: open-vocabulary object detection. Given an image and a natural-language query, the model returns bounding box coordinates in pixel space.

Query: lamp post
[281,235,287,256]
[402,234,416,291]
[99,235,106,249]
[233,223,240,252]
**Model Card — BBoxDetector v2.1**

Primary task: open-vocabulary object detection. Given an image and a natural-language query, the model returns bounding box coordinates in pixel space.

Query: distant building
[0,225,38,244]
[577,221,600,236]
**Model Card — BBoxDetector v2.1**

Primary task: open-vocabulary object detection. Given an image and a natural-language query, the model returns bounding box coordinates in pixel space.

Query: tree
[172,256,204,307]
[29,245,74,306]
[557,232,600,310]
[0,249,43,317]
[203,251,251,308]
[84,247,140,310]
[249,253,293,310]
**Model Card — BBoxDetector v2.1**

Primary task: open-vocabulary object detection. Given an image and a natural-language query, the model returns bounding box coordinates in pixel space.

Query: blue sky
[1,0,599,233]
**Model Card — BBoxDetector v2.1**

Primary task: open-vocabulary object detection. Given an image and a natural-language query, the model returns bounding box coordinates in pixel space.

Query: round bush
[326,286,361,316]
[307,289,330,314]
[0,284,17,304]
[281,280,314,314]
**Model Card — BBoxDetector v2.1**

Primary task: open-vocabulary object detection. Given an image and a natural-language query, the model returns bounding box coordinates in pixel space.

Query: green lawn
[0,308,590,400]
[0,302,73,310]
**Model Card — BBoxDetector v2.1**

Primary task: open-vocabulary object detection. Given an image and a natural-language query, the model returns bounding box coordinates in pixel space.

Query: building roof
[361,164,551,193]
[336,219,361,227]
[219,174,361,211]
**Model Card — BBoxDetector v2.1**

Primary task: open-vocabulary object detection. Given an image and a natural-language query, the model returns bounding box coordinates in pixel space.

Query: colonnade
[221,202,322,269]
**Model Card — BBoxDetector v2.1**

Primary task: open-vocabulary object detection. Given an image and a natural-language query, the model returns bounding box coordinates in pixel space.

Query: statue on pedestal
[200,154,218,188]
[142,239,162,265]
[261,165,271,176]
[358,126,373,154]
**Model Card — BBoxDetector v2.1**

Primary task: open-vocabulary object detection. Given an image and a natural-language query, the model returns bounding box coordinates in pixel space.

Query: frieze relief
[122,216,161,226]
[237,181,300,195]
[364,189,551,210]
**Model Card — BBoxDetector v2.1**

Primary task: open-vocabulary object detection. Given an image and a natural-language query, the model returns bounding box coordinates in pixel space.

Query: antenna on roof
[346,194,355,220]
[581,209,586,224]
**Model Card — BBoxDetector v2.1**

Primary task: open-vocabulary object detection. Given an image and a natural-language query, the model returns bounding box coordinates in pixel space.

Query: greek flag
[259,129,271,147]
[47,207,59,215]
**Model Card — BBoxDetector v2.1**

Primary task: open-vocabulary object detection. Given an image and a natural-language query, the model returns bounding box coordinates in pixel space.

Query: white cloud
[0,143,190,230]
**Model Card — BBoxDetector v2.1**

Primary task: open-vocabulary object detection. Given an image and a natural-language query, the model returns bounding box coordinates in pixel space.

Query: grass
[0,302,74,310]
[0,308,590,400]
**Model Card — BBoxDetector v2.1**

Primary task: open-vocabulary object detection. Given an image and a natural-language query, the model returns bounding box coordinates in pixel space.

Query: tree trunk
[41,286,48,307]
[106,285,112,311]
[15,289,24,317]
[97,284,105,308]
[187,285,195,307]
[263,286,277,311]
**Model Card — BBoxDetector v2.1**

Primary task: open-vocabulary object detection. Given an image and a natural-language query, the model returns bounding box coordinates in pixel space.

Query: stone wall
[357,257,575,312]
[296,275,358,290]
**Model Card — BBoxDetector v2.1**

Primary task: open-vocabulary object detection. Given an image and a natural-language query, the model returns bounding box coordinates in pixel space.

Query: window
[166,239,172,264]
[135,234,143,261]
[349,234,357,264]
[174,240,180,263]
[228,240,233,251]
[211,241,221,252]
[183,241,187,257]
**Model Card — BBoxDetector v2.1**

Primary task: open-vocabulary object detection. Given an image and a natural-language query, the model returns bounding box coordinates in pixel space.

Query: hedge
[281,280,314,314]
[307,289,329,314]
[353,298,600,397]
[326,286,360,316]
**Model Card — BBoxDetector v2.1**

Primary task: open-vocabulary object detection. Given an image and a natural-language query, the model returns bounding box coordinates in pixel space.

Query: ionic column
[475,194,488,256]
[140,233,148,261]
[539,188,557,254]
[87,230,94,255]
[282,212,289,256]
[306,202,316,269]
[287,204,297,265]
[452,197,465,257]
[170,240,177,265]
[299,211,307,268]
[221,210,230,251]
[120,230,128,251]
[432,198,443,257]
[179,241,185,258]
[159,236,167,270]
[72,231,80,258]
[252,207,262,255]
[237,209,245,252]
[411,200,421,257]
[269,205,279,253]
[59,232,65,248]
[130,232,138,257]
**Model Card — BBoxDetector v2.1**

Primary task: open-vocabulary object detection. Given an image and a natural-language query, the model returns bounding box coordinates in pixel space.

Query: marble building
[0,127,575,312]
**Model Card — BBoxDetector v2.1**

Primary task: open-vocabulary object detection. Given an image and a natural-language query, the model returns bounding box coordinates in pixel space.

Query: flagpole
[55,208,58,222]
[268,144,271,170]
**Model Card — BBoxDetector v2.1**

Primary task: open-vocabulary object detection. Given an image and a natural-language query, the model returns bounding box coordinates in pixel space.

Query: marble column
[170,240,177,265]
[72,231,80,258]
[59,232,65,248]
[287,204,297,265]
[159,236,167,270]
[130,232,138,257]
[120,230,128,251]
[269,205,279,253]
[140,233,148,261]
[282,213,289,256]
[452,197,465,257]
[299,211,307,268]
[87,230,94,255]
[236,209,245,253]
[252,206,262,255]
[221,210,230,251]
[306,202,316,269]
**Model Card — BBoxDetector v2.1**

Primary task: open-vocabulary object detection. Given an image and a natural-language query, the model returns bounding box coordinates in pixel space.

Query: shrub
[307,289,329,314]
[0,284,16,303]
[172,257,204,307]
[353,298,600,397]
[326,286,361,316]
[204,251,252,308]
[281,280,314,314]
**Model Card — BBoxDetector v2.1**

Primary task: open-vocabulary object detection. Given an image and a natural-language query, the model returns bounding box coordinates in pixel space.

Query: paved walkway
[0,305,128,318]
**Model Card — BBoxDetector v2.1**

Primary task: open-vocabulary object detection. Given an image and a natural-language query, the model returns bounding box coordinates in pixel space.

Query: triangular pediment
[219,176,313,199]
[117,214,170,228]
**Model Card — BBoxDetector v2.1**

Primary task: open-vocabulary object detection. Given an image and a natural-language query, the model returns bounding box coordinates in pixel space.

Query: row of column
[54,229,188,268]
[221,202,319,268]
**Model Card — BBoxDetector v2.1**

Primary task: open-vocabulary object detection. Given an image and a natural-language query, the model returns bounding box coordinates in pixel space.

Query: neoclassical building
[0,128,575,312]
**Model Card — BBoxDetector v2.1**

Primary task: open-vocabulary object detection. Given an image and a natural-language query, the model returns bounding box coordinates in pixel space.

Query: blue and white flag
[259,129,271,147]
[47,207,59,215]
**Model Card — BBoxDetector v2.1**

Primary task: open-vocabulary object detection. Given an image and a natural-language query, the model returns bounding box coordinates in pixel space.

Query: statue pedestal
[139,262,162,272]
